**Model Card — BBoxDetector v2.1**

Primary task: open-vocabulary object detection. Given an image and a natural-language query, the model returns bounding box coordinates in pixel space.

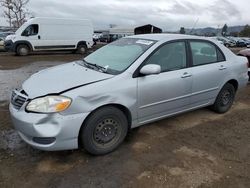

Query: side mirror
[140,64,161,75]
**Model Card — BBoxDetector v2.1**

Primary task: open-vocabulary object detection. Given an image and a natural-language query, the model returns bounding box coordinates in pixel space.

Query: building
[134,24,162,35]
[95,24,163,43]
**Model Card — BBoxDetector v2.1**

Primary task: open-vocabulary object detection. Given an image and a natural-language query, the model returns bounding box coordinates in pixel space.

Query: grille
[11,90,28,110]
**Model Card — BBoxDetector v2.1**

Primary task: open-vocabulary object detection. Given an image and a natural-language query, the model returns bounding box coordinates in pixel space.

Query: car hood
[5,34,16,41]
[22,61,114,99]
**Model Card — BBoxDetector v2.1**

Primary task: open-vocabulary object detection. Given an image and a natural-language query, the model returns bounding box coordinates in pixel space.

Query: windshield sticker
[136,40,154,45]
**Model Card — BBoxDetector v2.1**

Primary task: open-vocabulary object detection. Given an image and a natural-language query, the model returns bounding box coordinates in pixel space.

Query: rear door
[188,40,229,107]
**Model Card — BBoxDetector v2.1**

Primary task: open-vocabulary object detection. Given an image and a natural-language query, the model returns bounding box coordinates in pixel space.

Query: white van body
[5,17,94,55]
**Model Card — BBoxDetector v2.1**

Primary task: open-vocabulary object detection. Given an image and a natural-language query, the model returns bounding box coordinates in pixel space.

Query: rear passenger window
[217,48,225,62]
[190,41,224,66]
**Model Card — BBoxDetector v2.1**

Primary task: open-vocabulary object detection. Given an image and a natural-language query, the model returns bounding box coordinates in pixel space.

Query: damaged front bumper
[9,102,89,151]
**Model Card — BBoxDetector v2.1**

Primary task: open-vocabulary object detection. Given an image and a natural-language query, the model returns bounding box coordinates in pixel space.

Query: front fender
[60,73,138,126]
[13,40,33,51]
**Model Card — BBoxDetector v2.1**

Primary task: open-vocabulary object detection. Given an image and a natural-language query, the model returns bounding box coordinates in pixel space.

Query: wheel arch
[226,79,238,91]
[77,41,87,48]
[78,103,132,147]
[14,41,33,52]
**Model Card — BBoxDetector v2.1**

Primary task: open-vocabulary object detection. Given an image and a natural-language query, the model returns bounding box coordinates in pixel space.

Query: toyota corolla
[9,34,249,155]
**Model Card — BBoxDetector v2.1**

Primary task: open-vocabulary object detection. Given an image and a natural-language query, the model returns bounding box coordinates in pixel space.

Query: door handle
[38,35,41,39]
[181,72,192,78]
[219,65,227,70]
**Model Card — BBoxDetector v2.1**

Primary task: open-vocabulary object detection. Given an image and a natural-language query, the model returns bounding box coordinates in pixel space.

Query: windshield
[15,20,30,35]
[0,32,12,38]
[84,38,156,74]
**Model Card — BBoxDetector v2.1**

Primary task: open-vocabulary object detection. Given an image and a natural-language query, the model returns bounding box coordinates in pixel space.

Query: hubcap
[80,47,86,54]
[20,47,28,55]
[94,118,119,145]
[221,90,231,106]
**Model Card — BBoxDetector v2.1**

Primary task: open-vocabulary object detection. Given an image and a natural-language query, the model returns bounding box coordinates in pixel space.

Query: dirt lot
[0,48,250,188]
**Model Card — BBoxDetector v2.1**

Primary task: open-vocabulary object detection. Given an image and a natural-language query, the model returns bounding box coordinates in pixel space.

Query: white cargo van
[4,17,94,56]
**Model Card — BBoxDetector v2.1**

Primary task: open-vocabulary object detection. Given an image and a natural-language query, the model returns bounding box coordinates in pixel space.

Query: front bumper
[4,40,14,52]
[9,103,89,151]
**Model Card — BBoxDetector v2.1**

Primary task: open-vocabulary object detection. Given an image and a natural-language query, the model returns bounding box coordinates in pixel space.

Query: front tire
[16,44,30,56]
[80,106,128,155]
[77,44,87,54]
[211,83,236,113]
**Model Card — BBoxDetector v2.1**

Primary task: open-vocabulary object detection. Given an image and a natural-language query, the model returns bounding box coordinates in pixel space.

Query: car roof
[126,34,210,42]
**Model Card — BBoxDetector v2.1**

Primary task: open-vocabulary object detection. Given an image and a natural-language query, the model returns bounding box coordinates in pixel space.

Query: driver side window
[145,41,187,72]
[22,24,39,36]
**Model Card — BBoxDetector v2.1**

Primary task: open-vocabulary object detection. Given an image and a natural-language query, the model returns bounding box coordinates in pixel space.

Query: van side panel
[13,17,94,51]
[34,22,93,50]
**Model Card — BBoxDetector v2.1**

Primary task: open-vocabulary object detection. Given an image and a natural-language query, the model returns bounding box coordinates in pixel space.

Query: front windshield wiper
[82,59,108,73]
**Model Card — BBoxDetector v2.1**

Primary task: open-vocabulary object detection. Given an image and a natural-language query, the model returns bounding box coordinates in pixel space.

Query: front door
[137,41,193,124]
[21,24,40,49]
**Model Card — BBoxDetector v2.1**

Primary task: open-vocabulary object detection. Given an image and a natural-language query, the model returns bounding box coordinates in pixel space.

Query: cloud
[0,0,249,31]
[163,0,202,15]
[208,0,241,20]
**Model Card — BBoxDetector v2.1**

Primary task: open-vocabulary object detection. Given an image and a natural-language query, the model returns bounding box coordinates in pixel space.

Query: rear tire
[16,44,30,56]
[211,83,236,114]
[80,106,128,155]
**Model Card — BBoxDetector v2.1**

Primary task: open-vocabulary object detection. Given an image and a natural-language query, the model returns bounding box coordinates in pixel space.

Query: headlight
[26,96,72,113]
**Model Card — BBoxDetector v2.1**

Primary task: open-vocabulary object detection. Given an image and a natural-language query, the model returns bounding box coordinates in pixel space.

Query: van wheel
[16,44,30,56]
[77,44,87,54]
[211,83,235,114]
[80,106,128,155]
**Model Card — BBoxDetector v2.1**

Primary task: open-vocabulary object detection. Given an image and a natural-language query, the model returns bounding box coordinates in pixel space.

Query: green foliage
[239,25,250,37]
[229,32,239,37]
[221,24,228,36]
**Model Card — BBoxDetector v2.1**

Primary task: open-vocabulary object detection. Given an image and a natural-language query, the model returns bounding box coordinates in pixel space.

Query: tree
[1,0,13,27]
[210,32,216,37]
[0,0,30,28]
[180,27,185,34]
[221,24,228,36]
[239,25,250,37]
[229,32,239,37]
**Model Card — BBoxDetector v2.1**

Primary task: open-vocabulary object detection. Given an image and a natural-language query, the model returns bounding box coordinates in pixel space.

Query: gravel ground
[0,47,249,188]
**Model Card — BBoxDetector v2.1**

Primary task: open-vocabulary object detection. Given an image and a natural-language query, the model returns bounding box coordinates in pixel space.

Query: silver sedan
[9,34,249,155]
